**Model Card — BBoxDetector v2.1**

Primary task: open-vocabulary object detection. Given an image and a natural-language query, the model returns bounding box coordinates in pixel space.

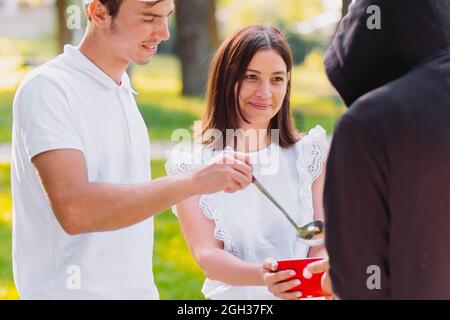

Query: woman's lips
[248,101,271,110]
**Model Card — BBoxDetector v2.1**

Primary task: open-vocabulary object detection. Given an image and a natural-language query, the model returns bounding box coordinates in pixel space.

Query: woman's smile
[248,101,272,110]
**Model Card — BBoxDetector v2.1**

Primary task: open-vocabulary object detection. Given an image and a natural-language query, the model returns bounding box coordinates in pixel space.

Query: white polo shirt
[11,45,158,299]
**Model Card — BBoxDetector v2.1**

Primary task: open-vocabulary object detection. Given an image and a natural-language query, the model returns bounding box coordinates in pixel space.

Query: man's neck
[78,32,128,85]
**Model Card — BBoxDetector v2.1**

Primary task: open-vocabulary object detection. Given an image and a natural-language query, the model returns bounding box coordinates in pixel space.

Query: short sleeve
[165,146,241,258]
[14,76,83,160]
[301,125,328,182]
[164,145,203,216]
[164,145,203,176]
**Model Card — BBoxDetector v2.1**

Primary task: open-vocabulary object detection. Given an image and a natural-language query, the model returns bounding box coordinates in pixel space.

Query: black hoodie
[323,0,450,299]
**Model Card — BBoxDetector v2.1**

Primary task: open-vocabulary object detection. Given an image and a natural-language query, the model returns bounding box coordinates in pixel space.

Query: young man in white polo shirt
[11,0,252,299]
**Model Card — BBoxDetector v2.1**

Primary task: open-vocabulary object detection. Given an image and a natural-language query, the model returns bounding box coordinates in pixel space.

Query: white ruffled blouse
[165,125,328,300]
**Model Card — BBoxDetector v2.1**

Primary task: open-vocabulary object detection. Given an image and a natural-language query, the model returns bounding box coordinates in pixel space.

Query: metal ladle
[252,175,325,247]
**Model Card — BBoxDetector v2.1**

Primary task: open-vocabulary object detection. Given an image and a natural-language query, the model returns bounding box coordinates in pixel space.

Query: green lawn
[151,160,205,300]
[0,163,15,299]
[0,90,14,145]
[0,161,205,300]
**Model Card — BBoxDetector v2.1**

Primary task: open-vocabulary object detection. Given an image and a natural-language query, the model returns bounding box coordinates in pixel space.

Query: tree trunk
[175,0,219,96]
[56,0,72,53]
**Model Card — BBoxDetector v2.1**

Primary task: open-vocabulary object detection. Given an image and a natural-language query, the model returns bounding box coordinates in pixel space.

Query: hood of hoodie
[324,0,450,107]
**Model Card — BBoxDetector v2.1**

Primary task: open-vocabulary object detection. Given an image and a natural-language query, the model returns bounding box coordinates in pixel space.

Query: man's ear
[87,0,111,28]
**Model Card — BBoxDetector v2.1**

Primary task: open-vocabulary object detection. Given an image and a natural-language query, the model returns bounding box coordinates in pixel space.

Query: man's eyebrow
[141,8,174,18]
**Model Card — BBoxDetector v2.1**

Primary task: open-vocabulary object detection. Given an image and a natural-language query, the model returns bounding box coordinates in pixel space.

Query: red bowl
[277,257,330,298]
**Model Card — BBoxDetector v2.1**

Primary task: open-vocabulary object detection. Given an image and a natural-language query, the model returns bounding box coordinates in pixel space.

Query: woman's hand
[261,258,303,300]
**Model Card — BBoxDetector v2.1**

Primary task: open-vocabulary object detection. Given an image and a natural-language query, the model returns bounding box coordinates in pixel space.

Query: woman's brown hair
[201,24,300,149]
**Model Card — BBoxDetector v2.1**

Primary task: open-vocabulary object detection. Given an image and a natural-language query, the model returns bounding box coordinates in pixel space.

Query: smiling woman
[201,24,298,150]
[165,24,329,300]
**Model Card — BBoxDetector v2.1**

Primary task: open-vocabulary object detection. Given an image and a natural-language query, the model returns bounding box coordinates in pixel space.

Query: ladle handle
[252,175,300,231]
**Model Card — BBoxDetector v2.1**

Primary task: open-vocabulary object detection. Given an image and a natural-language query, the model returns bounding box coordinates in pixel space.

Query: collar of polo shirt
[63,45,138,94]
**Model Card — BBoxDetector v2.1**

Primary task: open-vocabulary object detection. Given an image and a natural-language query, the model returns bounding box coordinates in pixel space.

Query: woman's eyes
[273,77,285,82]
[245,75,285,82]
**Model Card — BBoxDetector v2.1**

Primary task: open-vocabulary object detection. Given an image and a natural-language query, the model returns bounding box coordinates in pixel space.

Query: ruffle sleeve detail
[165,146,241,258]
[165,148,197,176]
[199,195,241,258]
[299,125,328,182]
[293,125,328,226]
[164,146,202,216]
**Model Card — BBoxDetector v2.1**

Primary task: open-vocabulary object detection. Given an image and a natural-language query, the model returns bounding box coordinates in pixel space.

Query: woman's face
[237,49,289,130]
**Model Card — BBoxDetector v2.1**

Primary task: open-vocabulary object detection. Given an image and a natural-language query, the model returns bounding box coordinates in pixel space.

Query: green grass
[0,36,57,65]
[0,163,15,299]
[0,90,14,144]
[0,161,205,300]
[151,160,205,300]
[132,55,204,141]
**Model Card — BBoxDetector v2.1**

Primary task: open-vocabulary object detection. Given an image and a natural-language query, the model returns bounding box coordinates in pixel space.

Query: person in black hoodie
[323,0,450,299]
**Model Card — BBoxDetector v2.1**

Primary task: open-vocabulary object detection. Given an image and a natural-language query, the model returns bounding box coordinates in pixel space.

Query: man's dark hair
[85,0,123,21]
[86,0,165,21]
[99,0,123,19]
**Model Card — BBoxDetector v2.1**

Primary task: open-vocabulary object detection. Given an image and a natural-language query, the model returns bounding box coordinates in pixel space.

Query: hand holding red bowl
[262,257,332,299]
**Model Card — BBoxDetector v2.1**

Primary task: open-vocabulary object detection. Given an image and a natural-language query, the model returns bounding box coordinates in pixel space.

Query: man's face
[104,0,174,65]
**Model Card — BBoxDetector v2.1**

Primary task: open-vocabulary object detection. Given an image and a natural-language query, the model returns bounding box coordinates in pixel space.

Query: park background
[0,0,352,299]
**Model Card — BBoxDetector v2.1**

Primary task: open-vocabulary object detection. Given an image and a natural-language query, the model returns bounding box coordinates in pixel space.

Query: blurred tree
[284,29,318,65]
[56,0,72,53]
[217,0,325,36]
[175,0,219,96]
